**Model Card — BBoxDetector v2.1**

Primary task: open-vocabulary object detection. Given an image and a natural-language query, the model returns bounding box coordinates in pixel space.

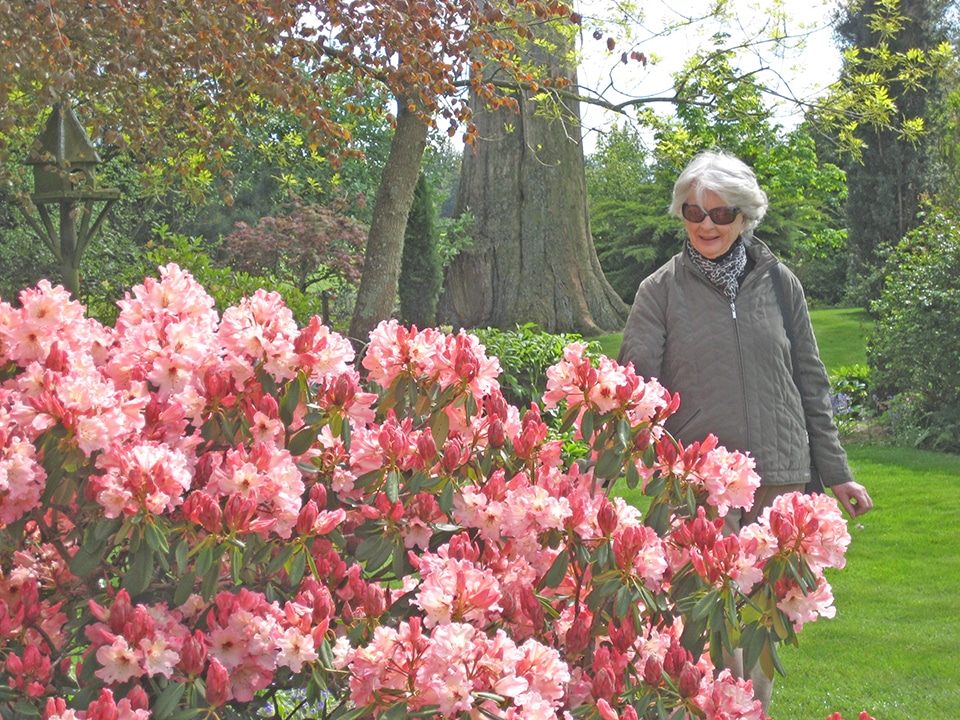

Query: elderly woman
[617,150,872,708]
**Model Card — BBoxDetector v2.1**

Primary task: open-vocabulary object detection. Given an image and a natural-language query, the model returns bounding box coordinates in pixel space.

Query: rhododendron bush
[0,266,854,720]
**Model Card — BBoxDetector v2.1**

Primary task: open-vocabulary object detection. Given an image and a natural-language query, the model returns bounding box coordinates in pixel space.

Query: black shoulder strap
[770,262,802,391]
[770,262,824,493]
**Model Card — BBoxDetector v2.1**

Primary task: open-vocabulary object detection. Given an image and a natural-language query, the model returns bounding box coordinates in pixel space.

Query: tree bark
[438,51,628,335]
[349,100,429,347]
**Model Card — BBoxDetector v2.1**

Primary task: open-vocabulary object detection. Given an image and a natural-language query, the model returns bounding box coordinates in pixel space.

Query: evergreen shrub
[399,173,443,327]
[869,206,960,452]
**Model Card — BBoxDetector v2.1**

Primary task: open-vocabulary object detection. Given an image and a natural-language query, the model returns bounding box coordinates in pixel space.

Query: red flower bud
[417,430,438,463]
[178,630,208,678]
[296,500,319,536]
[205,657,229,707]
[642,656,663,686]
[332,373,356,406]
[309,482,328,508]
[441,438,468,473]
[592,666,615,701]
[259,393,279,419]
[565,612,592,655]
[203,366,224,399]
[678,661,703,698]
[597,498,618,535]
[87,689,119,720]
[363,583,386,617]
[487,418,506,448]
[108,590,133,636]
[224,494,257,534]
[662,642,691,679]
[128,685,149,711]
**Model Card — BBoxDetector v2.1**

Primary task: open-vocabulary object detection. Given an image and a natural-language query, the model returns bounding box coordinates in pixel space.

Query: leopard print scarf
[685,238,747,301]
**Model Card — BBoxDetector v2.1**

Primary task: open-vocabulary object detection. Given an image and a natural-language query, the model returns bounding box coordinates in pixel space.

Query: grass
[808,307,874,372]
[600,308,959,718]
[770,444,960,719]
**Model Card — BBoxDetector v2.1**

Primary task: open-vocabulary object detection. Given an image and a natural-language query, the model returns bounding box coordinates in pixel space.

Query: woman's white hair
[669,150,768,237]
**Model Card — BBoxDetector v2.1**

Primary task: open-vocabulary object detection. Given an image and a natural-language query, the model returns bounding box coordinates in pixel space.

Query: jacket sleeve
[784,269,856,487]
[617,273,668,383]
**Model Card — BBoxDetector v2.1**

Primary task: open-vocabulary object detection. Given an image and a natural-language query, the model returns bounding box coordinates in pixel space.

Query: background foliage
[868,204,960,452]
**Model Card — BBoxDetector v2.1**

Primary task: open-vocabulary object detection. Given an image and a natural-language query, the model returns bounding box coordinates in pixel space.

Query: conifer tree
[399,173,443,328]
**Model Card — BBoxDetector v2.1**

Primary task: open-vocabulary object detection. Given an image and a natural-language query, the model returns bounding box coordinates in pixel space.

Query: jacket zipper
[730,298,751,444]
[682,254,773,446]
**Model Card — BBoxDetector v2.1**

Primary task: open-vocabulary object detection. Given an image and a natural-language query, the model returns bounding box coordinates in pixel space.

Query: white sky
[575,0,845,152]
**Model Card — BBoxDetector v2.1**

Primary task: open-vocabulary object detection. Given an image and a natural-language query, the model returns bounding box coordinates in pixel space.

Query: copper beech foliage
[0,0,575,184]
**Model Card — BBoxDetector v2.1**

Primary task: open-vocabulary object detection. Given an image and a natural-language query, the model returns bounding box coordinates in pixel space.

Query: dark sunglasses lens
[710,207,737,225]
[682,204,706,222]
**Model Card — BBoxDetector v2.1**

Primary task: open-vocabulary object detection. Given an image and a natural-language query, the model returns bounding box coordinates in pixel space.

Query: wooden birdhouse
[26,103,116,202]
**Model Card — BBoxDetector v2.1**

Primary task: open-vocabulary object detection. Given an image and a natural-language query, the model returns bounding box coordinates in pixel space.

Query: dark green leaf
[122,545,154,597]
[145,521,169,553]
[174,570,197,607]
[288,426,317,456]
[70,544,105,578]
[594,447,624,480]
[288,548,307,586]
[279,374,305,426]
[385,469,400,503]
[439,480,454,514]
[267,544,294,575]
[152,682,187,719]
[541,550,569,589]
[580,410,595,440]
[378,702,408,720]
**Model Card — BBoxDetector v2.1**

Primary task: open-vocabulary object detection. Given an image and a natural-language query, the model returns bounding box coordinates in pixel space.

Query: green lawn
[770,444,960,720]
[808,307,874,373]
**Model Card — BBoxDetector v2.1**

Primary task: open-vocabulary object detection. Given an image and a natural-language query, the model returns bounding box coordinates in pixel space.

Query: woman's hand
[829,481,873,518]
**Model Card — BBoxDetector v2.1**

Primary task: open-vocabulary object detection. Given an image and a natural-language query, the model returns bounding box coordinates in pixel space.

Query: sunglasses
[681,203,741,225]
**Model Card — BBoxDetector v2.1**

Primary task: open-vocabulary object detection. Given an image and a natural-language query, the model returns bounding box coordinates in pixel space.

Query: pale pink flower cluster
[89,440,192,518]
[0,418,46,524]
[413,544,504,628]
[695,669,767,720]
[696,444,762,516]
[85,587,320,705]
[0,281,146,459]
[333,619,571,718]
[110,263,219,409]
[363,319,502,397]
[740,491,852,629]
[219,288,301,383]
[543,342,674,429]
[0,280,111,368]
[205,444,305,538]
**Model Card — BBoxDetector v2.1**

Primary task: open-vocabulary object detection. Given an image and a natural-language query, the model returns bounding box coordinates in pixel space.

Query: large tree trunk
[438,53,628,335]
[349,100,429,347]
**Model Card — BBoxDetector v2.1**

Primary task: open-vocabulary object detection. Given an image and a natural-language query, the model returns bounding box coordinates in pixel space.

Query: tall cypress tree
[399,172,443,328]
[836,0,950,302]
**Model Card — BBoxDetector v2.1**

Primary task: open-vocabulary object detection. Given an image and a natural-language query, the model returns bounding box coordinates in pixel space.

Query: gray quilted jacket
[617,238,854,488]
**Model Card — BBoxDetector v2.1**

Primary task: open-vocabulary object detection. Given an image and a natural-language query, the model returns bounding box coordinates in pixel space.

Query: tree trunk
[438,49,628,335]
[349,100,429,347]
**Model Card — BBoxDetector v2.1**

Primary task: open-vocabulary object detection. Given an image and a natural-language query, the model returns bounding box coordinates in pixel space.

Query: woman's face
[683,188,746,259]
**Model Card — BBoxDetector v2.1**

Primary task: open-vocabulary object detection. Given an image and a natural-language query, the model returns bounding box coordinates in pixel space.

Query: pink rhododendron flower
[0,427,46,524]
[95,636,143,685]
[776,575,837,631]
[696,444,761,516]
[695,669,767,719]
